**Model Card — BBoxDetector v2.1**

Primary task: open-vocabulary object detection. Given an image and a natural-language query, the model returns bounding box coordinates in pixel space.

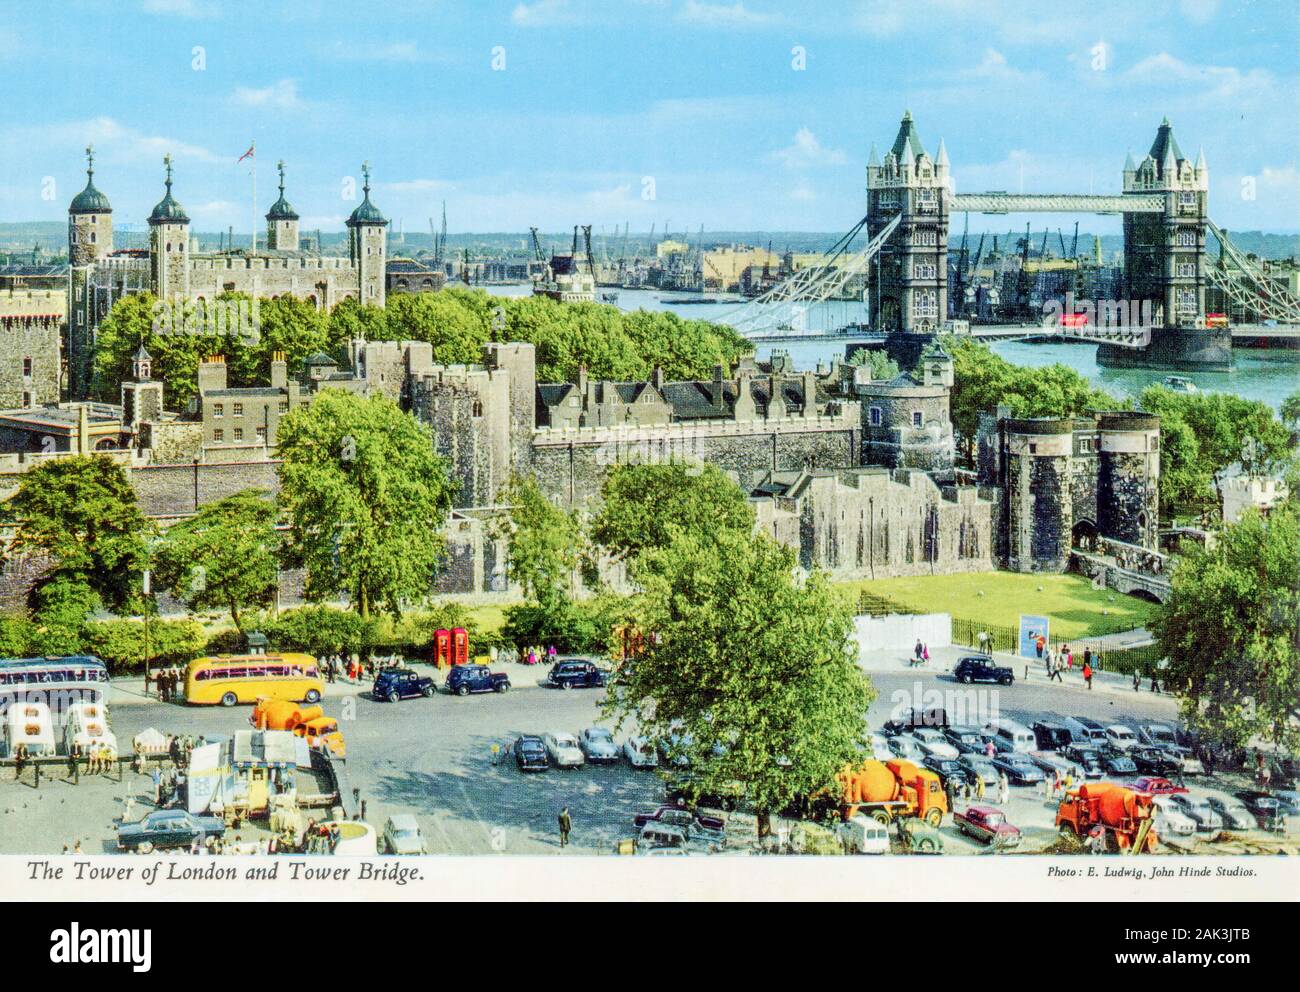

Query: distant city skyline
[1,0,1296,236]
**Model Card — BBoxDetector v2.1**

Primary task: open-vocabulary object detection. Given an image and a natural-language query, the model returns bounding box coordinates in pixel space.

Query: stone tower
[67,145,114,400]
[148,155,190,299]
[68,145,113,266]
[999,418,1075,573]
[121,344,164,432]
[266,160,300,251]
[1096,411,1161,550]
[866,111,949,336]
[347,162,388,306]
[1122,118,1208,329]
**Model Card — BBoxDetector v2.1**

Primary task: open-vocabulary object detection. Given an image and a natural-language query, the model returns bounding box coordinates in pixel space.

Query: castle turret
[1096,411,1161,550]
[347,162,388,307]
[999,417,1075,572]
[148,154,190,299]
[68,144,112,266]
[121,344,164,433]
[266,159,300,251]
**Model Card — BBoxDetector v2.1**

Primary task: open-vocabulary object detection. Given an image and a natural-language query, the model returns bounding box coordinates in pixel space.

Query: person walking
[558,806,572,849]
[1083,647,1092,672]
[1132,668,1141,692]
[944,777,958,812]
[1082,661,1093,690]
[1064,645,1073,672]
[996,771,1009,806]
[984,738,996,759]
[977,630,991,656]
[68,742,80,784]
[14,742,27,781]
[921,643,930,665]
[914,640,924,667]
[974,773,986,802]
[1050,656,1064,683]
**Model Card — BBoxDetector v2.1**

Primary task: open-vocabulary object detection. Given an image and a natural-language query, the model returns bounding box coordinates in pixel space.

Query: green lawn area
[836,571,1159,641]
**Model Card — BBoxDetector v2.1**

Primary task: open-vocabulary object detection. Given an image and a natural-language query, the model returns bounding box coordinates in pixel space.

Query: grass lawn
[836,571,1159,641]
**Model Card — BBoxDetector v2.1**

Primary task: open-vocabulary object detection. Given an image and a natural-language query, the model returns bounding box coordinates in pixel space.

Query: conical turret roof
[889,110,926,162]
[70,145,112,214]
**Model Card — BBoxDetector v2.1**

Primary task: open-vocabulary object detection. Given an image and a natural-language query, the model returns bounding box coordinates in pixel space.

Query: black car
[546,659,607,690]
[952,656,1014,686]
[990,752,1046,785]
[922,755,969,788]
[1031,721,1073,752]
[1130,746,1181,776]
[944,725,989,755]
[1060,745,1106,778]
[1100,750,1138,776]
[883,708,949,736]
[374,668,436,703]
[514,735,549,772]
[1234,791,1288,832]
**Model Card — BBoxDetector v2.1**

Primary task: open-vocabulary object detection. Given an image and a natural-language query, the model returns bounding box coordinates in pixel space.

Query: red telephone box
[451,627,469,667]
[433,629,452,669]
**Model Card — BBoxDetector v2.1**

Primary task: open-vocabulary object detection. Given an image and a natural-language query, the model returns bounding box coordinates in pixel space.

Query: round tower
[266,159,300,251]
[347,162,388,306]
[148,154,190,299]
[1096,411,1161,549]
[1001,417,1074,572]
[68,144,113,266]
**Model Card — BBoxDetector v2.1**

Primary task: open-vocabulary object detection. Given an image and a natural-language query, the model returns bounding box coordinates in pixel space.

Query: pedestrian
[996,772,1009,806]
[68,742,80,784]
[984,739,996,759]
[73,840,82,855]
[151,766,162,805]
[1051,657,1064,683]
[1150,672,1160,694]
[1035,633,1046,660]
[1202,748,1215,778]
[14,742,27,781]
[1083,647,1092,672]
[558,806,572,848]
[914,640,924,666]
[974,774,986,801]
[1082,662,1093,690]
[1132,668,1141,692]
[977,630,990,656]
[1064,645,1073,671]
[945,777,957,811]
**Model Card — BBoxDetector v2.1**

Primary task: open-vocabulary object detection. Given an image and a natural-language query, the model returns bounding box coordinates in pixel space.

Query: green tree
[847,347,900,381]
[5,455,151,615]
[493,475,582,608]
[276,390,455,621]
[327,297,389,350]
[252,295,330,374]
[153,490,280,630]
[1152,502,1300,753]
[608,529,874,835]
[590,463,755,563]
[384,290,491,364]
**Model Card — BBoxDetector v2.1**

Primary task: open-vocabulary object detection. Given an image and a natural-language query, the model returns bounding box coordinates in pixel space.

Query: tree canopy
[1152,499,1300,753]
[493,474,583,609]
[153,489,280,630]
[276,390,455,620]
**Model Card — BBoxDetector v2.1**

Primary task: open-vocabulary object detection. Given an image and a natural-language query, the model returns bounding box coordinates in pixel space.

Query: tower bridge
[726,112,1300,371]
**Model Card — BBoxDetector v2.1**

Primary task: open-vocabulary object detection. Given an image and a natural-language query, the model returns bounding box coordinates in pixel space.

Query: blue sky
[0,0,1296,236]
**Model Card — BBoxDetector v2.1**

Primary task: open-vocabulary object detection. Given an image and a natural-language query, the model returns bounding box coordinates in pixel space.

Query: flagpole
[251,140,257,254]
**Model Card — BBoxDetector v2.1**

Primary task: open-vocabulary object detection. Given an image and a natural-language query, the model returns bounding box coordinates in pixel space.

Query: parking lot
[1,660,1294,856]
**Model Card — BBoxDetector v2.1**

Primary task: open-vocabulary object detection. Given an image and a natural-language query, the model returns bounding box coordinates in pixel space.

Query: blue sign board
[1019,615,1050,660]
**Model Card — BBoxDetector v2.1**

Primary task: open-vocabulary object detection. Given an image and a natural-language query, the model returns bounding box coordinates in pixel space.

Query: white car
[624,736,659,769]
[382,815,427,855]
[579,727,620,763]
[1151,795,1197,837]
[912,728,959,759]
[543,732,585,768]
[1105,724,1139,751]
[838,814,890,854]
[868,733,891,758]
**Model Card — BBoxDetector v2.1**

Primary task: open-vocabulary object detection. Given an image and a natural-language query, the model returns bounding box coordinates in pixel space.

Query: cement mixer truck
[251,698,346,759]
[836,758,948,827]
[1056,781,1158,853]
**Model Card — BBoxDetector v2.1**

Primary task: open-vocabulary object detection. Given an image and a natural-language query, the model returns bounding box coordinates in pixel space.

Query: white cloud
[789,183,816,202]
[771,128,847,169]
[233,79,304,110]
[510,0,579,27]
[967,48,1034,84]
[140,0,217,17]
[1178,0,1219,24]
[319,40,428,63]
[25,116,221,164]
[1126,52,1273,100]
[677,1,782,28]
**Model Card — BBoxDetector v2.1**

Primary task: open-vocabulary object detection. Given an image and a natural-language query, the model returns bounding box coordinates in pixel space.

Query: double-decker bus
[0,656,110,723]
[184,653,323,707]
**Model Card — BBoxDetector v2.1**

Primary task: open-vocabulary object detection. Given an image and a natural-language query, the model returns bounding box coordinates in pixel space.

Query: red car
[633,805,726,832]
[953,805,1022,847]
[1127,776,1188,796]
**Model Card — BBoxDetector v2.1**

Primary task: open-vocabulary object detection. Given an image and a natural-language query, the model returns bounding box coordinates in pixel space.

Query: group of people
[521,645,559,667]
[66,741,116,780]
[1036,638,1096,690]
[1114,548,1164,576]
[944,768,1012,809]
[911,640,931,667]
[321,653,404,685]
[153,666,185,703]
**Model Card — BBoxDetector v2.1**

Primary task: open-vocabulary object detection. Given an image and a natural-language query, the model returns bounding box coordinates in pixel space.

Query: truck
[251,699,346,759]
[836,758,948,827]
[1055,782,1158,853]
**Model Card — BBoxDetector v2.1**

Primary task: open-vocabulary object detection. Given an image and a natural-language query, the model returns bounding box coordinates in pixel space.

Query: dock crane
[952,214,970,315]
[581,225,597,280]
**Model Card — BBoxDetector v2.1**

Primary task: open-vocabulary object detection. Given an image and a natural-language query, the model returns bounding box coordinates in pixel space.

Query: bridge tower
[1121,118,1209,329]
[866,111,949,343]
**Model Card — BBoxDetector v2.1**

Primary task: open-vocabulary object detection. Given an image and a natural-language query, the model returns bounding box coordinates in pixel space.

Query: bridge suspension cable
[1206,220,1300,324]
[718,213,901,338]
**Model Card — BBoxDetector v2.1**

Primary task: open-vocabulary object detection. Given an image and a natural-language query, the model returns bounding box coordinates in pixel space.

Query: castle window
[912,411,923,428]
[22,357,32,378]
[1029,443,1037,454]
[213,403,223,418]
[213,429,224,442]
[89,231,96,244]
[1151,438,1159,452]
[472,400,483,418]
[279,401,288,414]
[1176,230,1195,247]
[869,406,882,427]
[233,428,243,441]
[233,403,243,416]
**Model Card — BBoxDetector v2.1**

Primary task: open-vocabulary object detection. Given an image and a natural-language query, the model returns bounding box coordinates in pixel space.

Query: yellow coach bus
[184,654,324,707]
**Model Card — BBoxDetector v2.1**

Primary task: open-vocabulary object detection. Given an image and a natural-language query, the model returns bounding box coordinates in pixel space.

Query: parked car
[1027,750,1084,781]
[922,755,969,788]
[1130,746,1182,776]
[882,708,948,736]
[958,754,1000,787]
[633,805,726,844]
[1100,751,1138,777]
[579,727,621,763]
[546,659,607,690]
[117,809,225,853]
[953,656,1014,686]
[1136,722,1178,748]
[1234,791,1289,832]
[953,805,1022,848]
[1031,721,1074,752]
[623,736,659,769]
[1205,795,1256,832]
[1150,795,1197,837]
[638,822,690,853]
[514,735,549,772]
[446,664,511,697]
[991,752,1045,785]
[983,718,1036,754]
[1104,724,1140,751]
[1167,794,1221,833]
[868,733,891,757]
[1127,776,1188,796]
[887,734,926,762]
[1269,789,1300,814]
[1060,745,1106,779]
[1062,716,1108,747]
[944,725,988,754]
[382,815,427,855]
[913,728,959,759]
[1166,745,1207,777]
[543,731,585,768]
[374,668,436,703]
[838,814,890,854]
